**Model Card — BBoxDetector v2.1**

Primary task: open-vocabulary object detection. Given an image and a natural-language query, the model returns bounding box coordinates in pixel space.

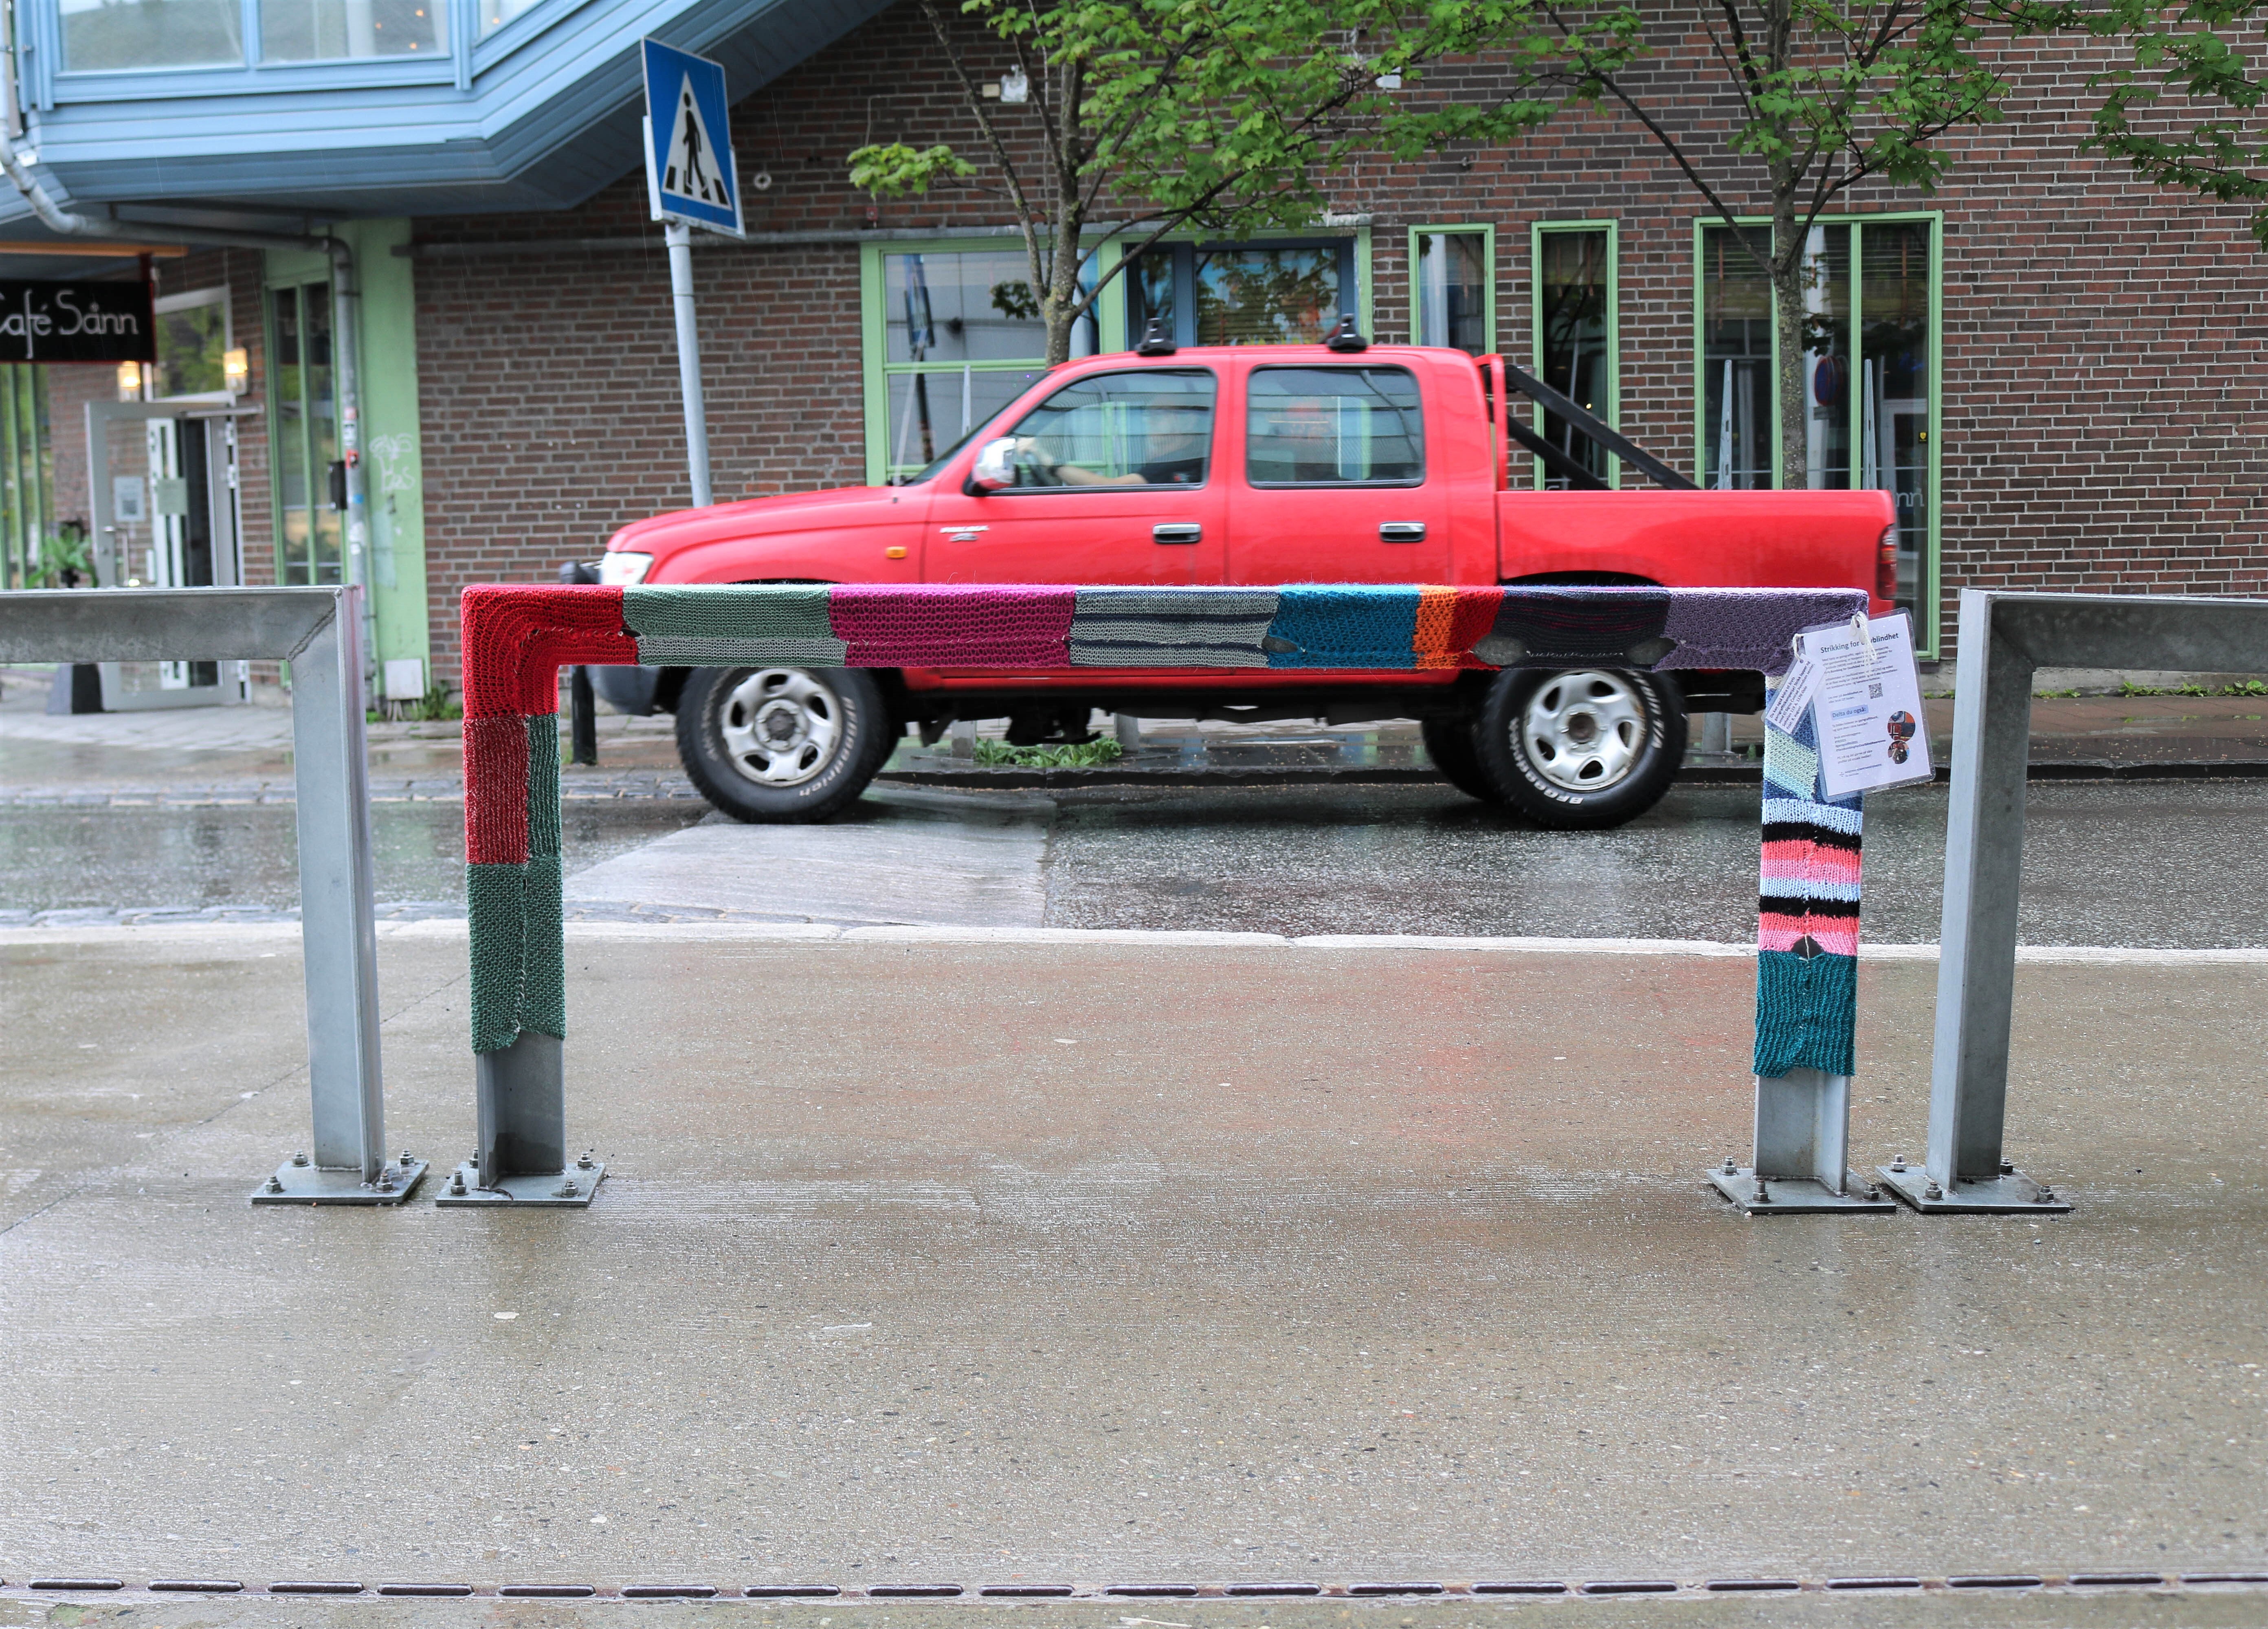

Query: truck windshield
[901,404,1018,486]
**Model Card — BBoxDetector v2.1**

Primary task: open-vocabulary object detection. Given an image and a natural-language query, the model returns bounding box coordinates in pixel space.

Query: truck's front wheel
[1473,667,1685,829]
[676,665,895,823]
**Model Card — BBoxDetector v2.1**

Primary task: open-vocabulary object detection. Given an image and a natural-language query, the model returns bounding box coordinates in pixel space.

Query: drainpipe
[0,145,377,685]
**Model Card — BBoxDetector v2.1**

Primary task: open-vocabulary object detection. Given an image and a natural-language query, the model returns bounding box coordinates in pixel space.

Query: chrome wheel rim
[1517,670,1648,792]
[717,668,843,788]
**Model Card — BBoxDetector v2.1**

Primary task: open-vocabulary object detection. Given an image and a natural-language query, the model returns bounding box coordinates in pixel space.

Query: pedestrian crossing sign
[642,38,743,237]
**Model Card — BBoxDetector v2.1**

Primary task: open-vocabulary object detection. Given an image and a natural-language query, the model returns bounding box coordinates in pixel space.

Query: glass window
[1701,225,1773,490]
[261,0,442,60]
[1861,221,1933,616]
[270,283,342,586]
[478,0,539,33]
[993,369,1215,490]
[1127,241,1354,348]
[1534,226,1615,487]
[153,292,228,399]
[62,0,244,70]
[1412,230,1489,354]
[1697,217,1938,633]
[1246,366,1424,487]
[875,248,1093,485]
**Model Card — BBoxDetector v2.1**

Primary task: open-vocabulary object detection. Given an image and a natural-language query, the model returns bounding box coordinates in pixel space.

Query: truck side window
[999,368,1216,490]
[1246,366,1425,486]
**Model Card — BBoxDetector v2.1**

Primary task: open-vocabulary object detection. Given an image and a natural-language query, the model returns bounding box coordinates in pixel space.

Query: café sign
[0,279,156,364]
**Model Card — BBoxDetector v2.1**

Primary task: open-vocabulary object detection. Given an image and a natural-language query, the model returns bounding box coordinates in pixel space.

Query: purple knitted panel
[830,584,1076,667]
[1657,589,1870,675]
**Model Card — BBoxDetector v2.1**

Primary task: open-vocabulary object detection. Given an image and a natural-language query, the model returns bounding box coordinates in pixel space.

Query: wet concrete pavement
[2,930,2265,1602]
[4,779,2266,949]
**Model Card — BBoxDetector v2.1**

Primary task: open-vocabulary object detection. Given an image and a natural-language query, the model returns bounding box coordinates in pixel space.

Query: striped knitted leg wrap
[1754,678,1864,1078]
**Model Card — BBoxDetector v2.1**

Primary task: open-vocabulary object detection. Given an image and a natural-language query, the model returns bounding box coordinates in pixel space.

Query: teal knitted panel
[623,584,834,641]
[467,862,529,1054]
[526,714,560,859]
[1753,948,1857,1078]
[519,852,566,1041]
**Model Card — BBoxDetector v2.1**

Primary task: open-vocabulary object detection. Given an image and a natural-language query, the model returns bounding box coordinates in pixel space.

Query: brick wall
[409,1,2268,683]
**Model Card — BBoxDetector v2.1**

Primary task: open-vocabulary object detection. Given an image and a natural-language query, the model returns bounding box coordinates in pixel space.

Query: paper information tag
[1796,610,1933,799]
[1764,653,1819,736]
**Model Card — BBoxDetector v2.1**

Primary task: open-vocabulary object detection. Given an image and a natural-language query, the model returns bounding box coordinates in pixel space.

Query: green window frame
[1406,223,1495,355]
[1530,220,1620,490]
[859,230,1372,486]
[1690,211,1943,655]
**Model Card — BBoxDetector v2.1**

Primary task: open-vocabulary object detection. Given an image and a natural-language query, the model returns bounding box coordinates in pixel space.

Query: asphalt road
[1,778,2264,946]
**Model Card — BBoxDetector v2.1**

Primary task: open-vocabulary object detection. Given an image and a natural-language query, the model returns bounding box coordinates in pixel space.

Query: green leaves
[847,142,977,198]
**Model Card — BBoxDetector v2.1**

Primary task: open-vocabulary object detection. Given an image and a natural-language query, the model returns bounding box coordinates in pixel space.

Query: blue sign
[643,38,742,237]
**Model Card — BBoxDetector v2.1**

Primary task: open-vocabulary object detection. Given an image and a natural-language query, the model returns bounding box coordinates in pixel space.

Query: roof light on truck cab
[599,551,654,586]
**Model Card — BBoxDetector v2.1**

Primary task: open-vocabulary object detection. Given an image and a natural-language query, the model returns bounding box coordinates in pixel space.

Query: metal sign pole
[664,220,712,509]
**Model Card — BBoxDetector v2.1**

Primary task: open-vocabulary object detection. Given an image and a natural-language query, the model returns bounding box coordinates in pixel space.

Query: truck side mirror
[967,437,1018,494]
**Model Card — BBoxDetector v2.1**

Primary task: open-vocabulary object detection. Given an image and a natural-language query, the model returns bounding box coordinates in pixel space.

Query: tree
[1374,0,2020,488]
[848,0,1392,365]
[2055,0,2268,245]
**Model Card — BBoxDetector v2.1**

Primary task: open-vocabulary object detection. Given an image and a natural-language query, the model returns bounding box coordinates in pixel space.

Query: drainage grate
[1580,1581,1677,1595]
[1349,1583,1445,1596]
[623,1585,718,1599]
[268,1582,363,1594]
[979,1586,1076,1597]
[1704,1580,1800,1592]
[2185,1573,2268,1585]
[377,1584,473,1596]
[1948,1575,2044,1589]
[868,1585,965,1597]
[1827,1578,1923,1591]
[149,1581,244,1593]
[746,1587,844,1598]
[27,1580,123,1592]
[1472,1582,1567,1595]
[1106,1585,1200,1597]
[2070,1574,2165,1587]
[1226,1583,1323,1596]
[498,1585,596,1597]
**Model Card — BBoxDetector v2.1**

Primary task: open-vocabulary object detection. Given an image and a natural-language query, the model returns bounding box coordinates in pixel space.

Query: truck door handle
[1379,522,1427,542]
[1152,523,1202,544]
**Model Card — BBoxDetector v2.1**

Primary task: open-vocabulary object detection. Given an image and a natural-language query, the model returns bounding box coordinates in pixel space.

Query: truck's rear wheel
[1473,667,1685,829]
[676,665,894,823]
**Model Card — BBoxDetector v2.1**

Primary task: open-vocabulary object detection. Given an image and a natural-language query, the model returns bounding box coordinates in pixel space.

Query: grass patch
[972,736,1125,769]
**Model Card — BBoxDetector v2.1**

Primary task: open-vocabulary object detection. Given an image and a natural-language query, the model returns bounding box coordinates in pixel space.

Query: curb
[877,759,2268,790]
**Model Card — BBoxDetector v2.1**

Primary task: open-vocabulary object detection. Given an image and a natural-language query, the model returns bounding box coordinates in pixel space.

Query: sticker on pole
[642,38,743,237]
[1795,610,1935,799]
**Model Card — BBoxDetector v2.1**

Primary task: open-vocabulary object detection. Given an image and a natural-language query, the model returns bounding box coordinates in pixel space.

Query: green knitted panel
[527,714,560,859]
[1753,949,1857,1078]
[519,852,566,1040]
[467,862,529,1054]
[623,584,835,641]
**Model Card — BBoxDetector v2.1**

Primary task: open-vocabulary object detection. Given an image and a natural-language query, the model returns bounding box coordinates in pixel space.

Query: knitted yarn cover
[1753,676,1864,1078]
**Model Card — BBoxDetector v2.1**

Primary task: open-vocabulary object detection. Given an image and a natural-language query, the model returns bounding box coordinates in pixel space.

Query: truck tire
[1472,667,1686,829]
[1421,714,1500,802]
[675,665,895,823]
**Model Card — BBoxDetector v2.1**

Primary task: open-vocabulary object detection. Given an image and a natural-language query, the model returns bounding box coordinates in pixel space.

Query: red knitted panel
[829,584,1075,668]
[463,713,531,866]
[459,585,638,717]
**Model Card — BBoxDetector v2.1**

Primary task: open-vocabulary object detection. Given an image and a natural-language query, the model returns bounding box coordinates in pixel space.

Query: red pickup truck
[594,336,1895,828]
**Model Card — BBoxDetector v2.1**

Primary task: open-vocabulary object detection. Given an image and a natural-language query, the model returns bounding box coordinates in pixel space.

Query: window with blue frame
[62,0,244,70]
[261,0,441,59]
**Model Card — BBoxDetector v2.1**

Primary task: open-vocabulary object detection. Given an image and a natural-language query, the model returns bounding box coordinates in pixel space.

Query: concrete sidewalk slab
[2,932,2264,1598]
[563,790,1052,927]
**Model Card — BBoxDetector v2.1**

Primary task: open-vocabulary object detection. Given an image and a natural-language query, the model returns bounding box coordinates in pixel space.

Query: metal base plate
[1877,1165,2071,1214]
[1707,1166,1898,1214]
[251,1157,429,1206]
[433,1161,605,1208]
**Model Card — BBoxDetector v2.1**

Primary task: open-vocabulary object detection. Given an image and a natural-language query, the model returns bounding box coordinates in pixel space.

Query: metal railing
[0,587,422,1204]
[1881,589,2268,1212]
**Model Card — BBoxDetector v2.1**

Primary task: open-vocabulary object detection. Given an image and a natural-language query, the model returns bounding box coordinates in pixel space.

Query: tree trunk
[1771,199,1809,493]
